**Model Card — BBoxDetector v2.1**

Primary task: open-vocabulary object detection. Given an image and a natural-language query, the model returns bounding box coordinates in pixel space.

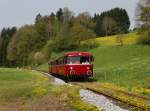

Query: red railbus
[48,52,94,81]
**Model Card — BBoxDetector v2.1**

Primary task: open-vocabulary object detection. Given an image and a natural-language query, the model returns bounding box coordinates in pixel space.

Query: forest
[0,0,149,67]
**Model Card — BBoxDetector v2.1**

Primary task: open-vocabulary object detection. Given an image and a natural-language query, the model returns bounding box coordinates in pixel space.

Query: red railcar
[48,52,94,81]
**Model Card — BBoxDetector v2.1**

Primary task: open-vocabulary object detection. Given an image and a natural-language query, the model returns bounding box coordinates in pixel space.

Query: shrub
[137,27,150,44]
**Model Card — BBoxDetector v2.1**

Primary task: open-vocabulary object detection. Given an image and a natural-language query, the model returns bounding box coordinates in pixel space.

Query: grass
[38,62,48,71]
[0,68,100,111]
[96,32,139,46]
[90,45,150,95]
[0,68,51,102]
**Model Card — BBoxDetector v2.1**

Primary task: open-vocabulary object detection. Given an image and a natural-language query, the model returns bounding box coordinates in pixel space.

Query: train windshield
[67,56,92,64]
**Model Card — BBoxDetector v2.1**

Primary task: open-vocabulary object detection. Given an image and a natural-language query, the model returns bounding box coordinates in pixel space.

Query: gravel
[80,89,129,111]
[31,70,66,86]
[42,72,66,85]
[53,77,67,85]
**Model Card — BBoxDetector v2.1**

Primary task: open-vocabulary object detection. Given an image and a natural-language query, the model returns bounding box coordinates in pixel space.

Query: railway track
[71,82,150,111]
[33,69,150,111]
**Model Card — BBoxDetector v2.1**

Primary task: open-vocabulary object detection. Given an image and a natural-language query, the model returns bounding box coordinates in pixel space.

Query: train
[48,51,94,81]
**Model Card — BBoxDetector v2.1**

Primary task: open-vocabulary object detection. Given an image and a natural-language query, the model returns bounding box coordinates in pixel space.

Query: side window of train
[62,57,64,65]
[56,60,58,65]
[59,59,61,65]
[61,57,64,65]
[64,56,67,64]
[59,58,62,65]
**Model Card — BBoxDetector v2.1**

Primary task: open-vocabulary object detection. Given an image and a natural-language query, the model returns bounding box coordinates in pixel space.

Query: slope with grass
[96,32,140,46]
[38,32,150,97]
[90,45,150,95]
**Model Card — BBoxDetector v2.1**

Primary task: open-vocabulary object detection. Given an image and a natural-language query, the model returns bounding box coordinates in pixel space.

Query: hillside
[91,45,150,94]
[95,32,140,46]
[39,44,150,96]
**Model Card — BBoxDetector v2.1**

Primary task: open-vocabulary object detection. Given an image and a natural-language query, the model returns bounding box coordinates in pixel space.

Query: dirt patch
[0,94,71,111]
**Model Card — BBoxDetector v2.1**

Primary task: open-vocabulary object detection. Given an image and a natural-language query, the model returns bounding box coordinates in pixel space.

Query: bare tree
[61,7,74,35]
[62,7,74,24]
[76,12,95,29]
[136,0,150,27]
[136,0,150,43]
[102,16,117,36]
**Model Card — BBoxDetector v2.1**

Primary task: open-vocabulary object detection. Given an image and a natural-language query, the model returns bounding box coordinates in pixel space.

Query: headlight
[87,70,92,75]
[87,67,90,70]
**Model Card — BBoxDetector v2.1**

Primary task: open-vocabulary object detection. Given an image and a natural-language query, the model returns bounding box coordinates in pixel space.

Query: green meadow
[0,68,51,102]
[91,45,150,95]
[0,68,99,111]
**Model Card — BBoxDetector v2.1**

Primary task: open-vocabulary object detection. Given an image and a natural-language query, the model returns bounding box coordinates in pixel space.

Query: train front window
[67,56,91,64]
[81,56,90,64]
[67,56,80,64]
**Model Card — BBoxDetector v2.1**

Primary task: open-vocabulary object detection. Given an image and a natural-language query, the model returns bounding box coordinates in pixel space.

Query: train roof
[64,51,93,56]
[49,52,93,63]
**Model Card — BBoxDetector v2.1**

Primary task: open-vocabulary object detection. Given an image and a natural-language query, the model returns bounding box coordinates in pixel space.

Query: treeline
[0,27,17,66]
[0,7,130,67]
[94,8,130,36]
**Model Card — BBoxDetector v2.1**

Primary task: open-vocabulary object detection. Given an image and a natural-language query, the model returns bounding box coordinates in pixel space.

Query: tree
[35,15,53,40]
[62,7,74,34]
[56,8,63,22]
[136,0,150,43]
[76,12,92,28]
[95,7,130,36]
[70,24,96,45]
[62,7,74,24]
[50,22,97,52]
[35,13,42,24]
[0,27,16,66]
[136,0,150,26]
[7,25,41,66]
[50,12,56,23]
[102,16,117,36]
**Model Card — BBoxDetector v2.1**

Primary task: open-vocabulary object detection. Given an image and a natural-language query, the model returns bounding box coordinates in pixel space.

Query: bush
[81,39,99,50]
[137,27,150,44]
[28,52,47,66]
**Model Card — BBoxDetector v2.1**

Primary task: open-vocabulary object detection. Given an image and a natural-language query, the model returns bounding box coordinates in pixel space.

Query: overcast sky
[0,0,139,30]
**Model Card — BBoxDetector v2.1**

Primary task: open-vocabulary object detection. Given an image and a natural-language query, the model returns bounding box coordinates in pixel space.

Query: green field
[0,68,51,102]
[91,45,150,95]
[0,68,99,111]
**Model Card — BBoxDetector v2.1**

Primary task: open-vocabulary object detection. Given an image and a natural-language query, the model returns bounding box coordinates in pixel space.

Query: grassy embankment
[96,32,140,46]
[38,32,150,110]
[39,33,150,93]
[91,45,150,94]
[0,68,99,111]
